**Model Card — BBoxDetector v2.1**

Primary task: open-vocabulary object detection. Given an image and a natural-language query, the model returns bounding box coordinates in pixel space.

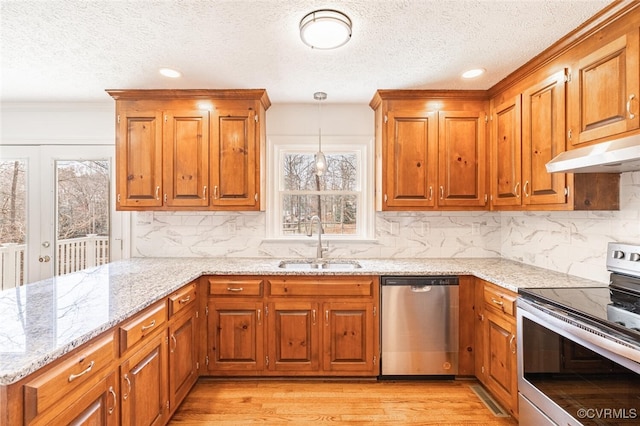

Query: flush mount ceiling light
[462,68,486,79]
[300,9,352,50]
[159,67,182,78]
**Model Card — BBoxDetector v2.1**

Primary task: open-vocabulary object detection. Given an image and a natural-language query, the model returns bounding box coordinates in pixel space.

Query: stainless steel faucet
[307,215,326,260]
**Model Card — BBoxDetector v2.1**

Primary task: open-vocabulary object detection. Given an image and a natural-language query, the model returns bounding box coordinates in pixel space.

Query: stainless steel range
[517,242,640,425]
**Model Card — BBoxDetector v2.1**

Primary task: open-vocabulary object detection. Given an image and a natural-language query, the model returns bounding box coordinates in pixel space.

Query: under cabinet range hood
[546,133,640,173]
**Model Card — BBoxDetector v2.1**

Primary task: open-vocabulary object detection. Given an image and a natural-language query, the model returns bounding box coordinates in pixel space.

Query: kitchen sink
[278,260,362,270]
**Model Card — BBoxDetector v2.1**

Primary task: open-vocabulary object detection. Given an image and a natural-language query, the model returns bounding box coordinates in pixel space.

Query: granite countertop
[0,257,605,385]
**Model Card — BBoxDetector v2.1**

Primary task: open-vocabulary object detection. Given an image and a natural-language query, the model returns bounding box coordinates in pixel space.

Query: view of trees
[56,160,110,239]
[282,153,358,235]
[0,159,110,245]
[0,160,26,244]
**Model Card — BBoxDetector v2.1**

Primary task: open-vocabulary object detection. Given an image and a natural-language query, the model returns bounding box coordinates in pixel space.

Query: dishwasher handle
[411,285,432,292]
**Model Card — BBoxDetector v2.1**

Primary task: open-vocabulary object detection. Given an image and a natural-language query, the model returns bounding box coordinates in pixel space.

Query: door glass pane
[0,160,27,290]
[55,160,110,276]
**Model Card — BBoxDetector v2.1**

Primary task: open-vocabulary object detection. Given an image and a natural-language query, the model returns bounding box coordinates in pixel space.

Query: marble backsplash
[133,171,640,284]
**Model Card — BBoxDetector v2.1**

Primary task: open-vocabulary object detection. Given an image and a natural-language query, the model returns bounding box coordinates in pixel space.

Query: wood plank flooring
[169,379,518,425]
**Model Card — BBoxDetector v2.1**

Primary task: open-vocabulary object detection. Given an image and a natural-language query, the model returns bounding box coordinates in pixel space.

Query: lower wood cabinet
[39,371,118,426]
[120,330,169,426]
[168,303,199,415]
[206,300,265,373]
[475,279,519,419]
[204,275,380,377]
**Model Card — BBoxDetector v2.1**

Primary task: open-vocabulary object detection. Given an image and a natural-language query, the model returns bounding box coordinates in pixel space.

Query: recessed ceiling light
[300,9,352,50]
[462,68,486,79]
[159,68,182,78]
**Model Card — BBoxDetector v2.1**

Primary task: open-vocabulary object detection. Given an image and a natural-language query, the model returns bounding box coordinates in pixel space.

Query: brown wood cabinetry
[204,275,379,377]
[22,332,117,426]
[490,69,620,211]
[475,279,518,419]
[120,330,169,426]
[205,277,265,374]
[491,71,567,208]
[370,91,488,211]
[168,283,199,415]
[568,29,640,146]
[107,89,270,211]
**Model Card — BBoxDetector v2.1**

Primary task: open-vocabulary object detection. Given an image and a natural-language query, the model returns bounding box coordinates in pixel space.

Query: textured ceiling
[1,0,613,104]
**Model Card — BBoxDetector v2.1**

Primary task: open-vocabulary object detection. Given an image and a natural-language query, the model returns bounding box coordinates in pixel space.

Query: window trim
[266,135,374,240]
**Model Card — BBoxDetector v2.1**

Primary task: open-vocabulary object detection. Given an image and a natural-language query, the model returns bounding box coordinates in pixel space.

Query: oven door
[517,299,640,426]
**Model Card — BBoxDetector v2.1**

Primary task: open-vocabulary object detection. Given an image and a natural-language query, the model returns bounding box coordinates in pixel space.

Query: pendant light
[314,92,328,176]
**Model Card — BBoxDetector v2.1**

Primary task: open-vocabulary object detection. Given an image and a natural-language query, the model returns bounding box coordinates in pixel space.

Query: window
[268,136,373,240]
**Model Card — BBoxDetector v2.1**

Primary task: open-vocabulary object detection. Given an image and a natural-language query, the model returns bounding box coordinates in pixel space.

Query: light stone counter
[0,257,605,385]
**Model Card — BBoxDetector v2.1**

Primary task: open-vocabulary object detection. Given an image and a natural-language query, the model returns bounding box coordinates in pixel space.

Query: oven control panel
[608,242,640,276]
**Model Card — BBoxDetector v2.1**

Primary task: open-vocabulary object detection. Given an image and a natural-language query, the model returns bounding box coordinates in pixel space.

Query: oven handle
[516,299,640,369]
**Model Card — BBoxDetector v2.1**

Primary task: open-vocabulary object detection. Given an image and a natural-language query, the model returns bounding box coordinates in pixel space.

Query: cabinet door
[384,110,438,209]
[438,111,487,207]
[116,109,163,208]
[163,110,210,207]
[120,331,168,426]
[267,301,320,372]
[30,371,118,426]
[569,30,640,145]
[523,70,568,206]
[169,305,198,413]
[482,310,518,417]
[207,300,264,373]
[210,109,258,209]
[322,302,377,374]
[490,96,522,207]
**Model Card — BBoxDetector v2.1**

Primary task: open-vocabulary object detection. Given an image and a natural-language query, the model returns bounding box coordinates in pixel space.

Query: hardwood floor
[169,379,518,425]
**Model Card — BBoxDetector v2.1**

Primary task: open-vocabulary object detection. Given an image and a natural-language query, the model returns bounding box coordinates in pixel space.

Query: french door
[0,145,126,289]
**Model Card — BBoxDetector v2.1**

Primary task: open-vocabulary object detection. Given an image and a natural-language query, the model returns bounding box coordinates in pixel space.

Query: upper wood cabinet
[568,29,640,146]
[490,69,620,211]
[107,89,270,211]
[490,71,568,209]
[384,110,438,208]
[370,91,489,211]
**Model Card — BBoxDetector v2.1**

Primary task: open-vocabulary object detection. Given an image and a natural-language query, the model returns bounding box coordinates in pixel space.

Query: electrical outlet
[471,223,480,236]
[227,222,237,234]
[423,222,430,235]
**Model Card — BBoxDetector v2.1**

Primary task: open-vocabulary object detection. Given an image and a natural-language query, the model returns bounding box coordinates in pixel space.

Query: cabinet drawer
[268,278,374,297]
[483,285,516,317]
[208,278,263,296]
[24,332,116,423]
[169,282,197,316]
[119,301,167,353]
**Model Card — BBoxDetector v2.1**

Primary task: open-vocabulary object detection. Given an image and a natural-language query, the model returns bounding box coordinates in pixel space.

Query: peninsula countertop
[0,257,606,385]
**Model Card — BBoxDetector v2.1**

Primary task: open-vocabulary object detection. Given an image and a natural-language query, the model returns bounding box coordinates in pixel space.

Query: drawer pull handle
[490,297,504,307]
[141,319,156,332]
[179,295,191,304]
[312,309,317,325]
[108,386,117,415]
[509,335,517,354]
[68,360,95,382]
[227,287,244,292]
[123,374,131,400]
[171,334,177,352]
[514,182,520,198]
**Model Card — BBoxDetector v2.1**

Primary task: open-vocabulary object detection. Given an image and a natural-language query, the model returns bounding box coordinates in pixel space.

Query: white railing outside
[0,243,26,291]
[0,235,109,291]
[56,235,109,276]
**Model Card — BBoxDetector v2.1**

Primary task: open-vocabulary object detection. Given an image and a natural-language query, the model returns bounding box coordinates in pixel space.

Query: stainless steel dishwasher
[381,276,459,376]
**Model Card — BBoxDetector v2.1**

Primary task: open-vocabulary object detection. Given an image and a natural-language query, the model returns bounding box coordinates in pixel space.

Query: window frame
[266,135,374,240]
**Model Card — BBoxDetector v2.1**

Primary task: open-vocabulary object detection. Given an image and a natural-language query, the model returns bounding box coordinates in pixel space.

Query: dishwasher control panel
[381,276,459,286]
